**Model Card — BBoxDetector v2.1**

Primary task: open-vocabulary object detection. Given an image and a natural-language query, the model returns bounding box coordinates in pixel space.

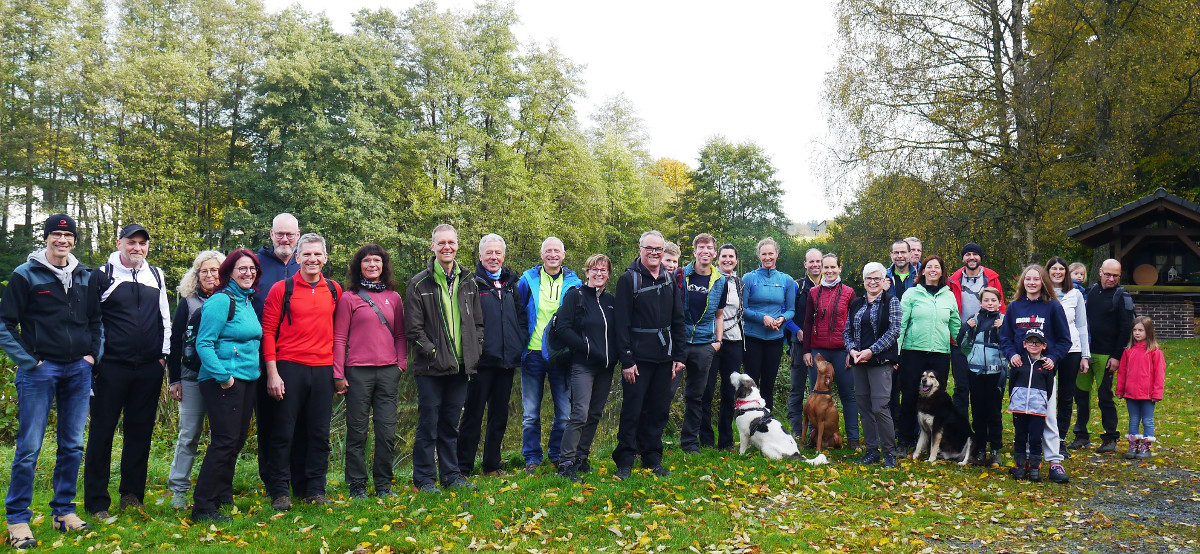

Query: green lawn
[3,339,1199,552]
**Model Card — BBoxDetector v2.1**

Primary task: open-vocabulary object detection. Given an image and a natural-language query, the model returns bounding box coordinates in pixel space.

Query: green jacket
[898,284,960,354]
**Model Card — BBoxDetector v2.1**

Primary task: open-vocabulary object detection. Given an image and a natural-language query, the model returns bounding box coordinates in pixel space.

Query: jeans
[344,365,400,490]
[806,348,859,441]
[743,337,784,410]
[413,373,469,487]
[457,366,515,475]
[709,340,743,449]
[1126,399,1156,436]
[520,350,570,465]
[5,359,91,524]
[897,349,949,445]
[1074,354,1119,442]
[852,363,895,454]
[192,378,255,515]
[168,379,205,493]
[560,363,615,465]
[266,362,334,499]
[968,372,1004,452]
[84,359,163,514]
[679,343,716,450]
[612,360,672,469]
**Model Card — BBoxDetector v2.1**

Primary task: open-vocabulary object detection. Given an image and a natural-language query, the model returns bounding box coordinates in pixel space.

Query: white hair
[862,261,886,280]
[296,232,327,254]
[479,233,506,252]
[638,230,664,247]
[540,236,564,253]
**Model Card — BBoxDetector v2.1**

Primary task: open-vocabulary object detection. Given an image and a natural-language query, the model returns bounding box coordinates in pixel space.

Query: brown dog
[801,354,842,451]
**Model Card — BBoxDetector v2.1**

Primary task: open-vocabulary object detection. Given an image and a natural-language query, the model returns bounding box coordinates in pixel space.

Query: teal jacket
[196,284,262,383]
[898,284,960,354]
[741,266,797,341]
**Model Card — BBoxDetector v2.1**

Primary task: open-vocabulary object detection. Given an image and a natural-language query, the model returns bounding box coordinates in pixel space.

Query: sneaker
[1067,437,1091,450]
[271,496,291,511]
[348,482,368,499]
[576,458,592,474]
[91,510,110,521]
[649,466,672,478]
[417,483,440,494]
[1096,438,1118,453]
[882,452,897,468]
[1048,463,1069,484]
[482,469,511,477]
[855,450,881,464]
[614,466,632,481]
[170,491,188,510]
[51,513,89,532]
[847,438,861,450]
[446,478,476,490]
[305,494,331,505]
[558,464,583,484]
[376,488,397,498]
[988,450,1002,468]
[191,512,232,523]
[524,462,540,475]
[118,494,143,512]
[6,522,36,550]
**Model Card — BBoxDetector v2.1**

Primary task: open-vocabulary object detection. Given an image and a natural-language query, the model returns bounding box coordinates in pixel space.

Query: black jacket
[404,258,484,376]
[473,263,526,369]
[0,251,102,371]
[91,255,171,365]
[1086,284,1134,360]
[615,258,686,368]
[554,284,617,369]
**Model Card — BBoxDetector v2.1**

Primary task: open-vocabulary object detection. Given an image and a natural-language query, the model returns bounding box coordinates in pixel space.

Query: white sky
[263,0,840,224]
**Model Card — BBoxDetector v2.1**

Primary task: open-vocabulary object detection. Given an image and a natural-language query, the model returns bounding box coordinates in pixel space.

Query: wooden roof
[1066,188,1200,248]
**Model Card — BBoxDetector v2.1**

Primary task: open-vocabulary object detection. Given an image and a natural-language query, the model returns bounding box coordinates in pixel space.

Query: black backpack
[543,287,584,370]
[180,290,238,371]
[275,276,339,339]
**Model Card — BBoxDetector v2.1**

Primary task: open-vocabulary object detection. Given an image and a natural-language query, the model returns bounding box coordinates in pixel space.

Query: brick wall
[1132,298,1195,339]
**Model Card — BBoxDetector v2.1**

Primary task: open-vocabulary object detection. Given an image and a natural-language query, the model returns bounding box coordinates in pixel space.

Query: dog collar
[735,399,758,409]
[809,388,832,395]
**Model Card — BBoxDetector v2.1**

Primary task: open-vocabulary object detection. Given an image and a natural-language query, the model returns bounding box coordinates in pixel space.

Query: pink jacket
[333,289,408,379]
[1116,342,1165,401]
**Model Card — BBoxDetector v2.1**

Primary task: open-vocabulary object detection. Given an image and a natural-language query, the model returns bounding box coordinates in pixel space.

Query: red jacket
[948,266,1006,315]
[1116,342,1166,401]
[803,282,855,352]
[261,272,342,366]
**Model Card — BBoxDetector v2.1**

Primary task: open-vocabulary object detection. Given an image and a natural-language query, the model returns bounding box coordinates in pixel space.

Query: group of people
[0,213,1168,547]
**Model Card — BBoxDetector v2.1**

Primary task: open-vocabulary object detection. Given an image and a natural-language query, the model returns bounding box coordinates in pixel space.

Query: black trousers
[413,373,468,487]
[266,361,333,499]
[83,359,162,513]
[1055,352,1081,440]
[950,348,971,418]
[1013,413,1046,459]
[257,372,308,496]
[968,372,1004,452]
[612,360,672,469]
[742,336,784,410]
[457,366,515,475]
[192,378,256,515]
[709,340,743,449]
[896,349,950,445]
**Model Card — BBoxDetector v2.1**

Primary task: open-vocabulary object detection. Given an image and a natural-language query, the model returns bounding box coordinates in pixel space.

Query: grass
[2,339,1199,552]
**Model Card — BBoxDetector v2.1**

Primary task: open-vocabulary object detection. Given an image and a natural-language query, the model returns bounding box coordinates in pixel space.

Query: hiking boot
[1067,437,1091,450]
[118,494,143,512]
[614,466,632,481]
[376,488,397,498]
[882,452,897,468]
[446,478,476,490]
[1137,436,1155,460]
[1027,457,1042,482]
[1124,434,1140,460]
[417,483,440,494]
[1048,463,1069,484]
[1009,455,1027,481]
[855,449,881,465]
[191,512,232,523]
[558,464,583,484]
[649,465,672,478]
[524,462,540,475]
[271,496,291,511]
[51,513,88,532]
[483,469,511,477]
[1097,438,1118,453]
[90,510,110,521]
[348,481,368,499]
[1060,440,1071,459]
[681,447,701,456]
[847,438,861,450]
[576,458,592,474]
[305,494,331,505]
[988,450,1002,468]
[7,522,36,550]
[170,491,188,510]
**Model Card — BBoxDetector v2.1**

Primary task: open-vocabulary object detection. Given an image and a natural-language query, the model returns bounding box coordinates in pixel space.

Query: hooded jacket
[741,266,797,341]
[196,284,262,383]
[885,263,917,299]
[948,266,1006,315]
[1086,284,1134,360]
[553,284,617,369]
[517,264,582,352]
[999,296,1072,365]
[615,258,686,368]
[1115,342,1165,401]
[680,263,727,345]
[404,258,484,376]
[898,284,960,354]
[957,308,1006,375]
[0,249,102,370]
[473,263,527,369]
[92,251,172,364]
[1008,355,1053,416]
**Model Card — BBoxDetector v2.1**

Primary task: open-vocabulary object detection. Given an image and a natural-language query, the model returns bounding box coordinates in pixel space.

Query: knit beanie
[44,214,77,239]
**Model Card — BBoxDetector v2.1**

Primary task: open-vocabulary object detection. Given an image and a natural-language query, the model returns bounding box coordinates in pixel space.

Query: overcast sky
[262,0,840,224]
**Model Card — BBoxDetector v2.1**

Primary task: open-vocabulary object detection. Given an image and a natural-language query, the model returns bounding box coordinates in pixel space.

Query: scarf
[361,279,386,293]
[485,268,502,281]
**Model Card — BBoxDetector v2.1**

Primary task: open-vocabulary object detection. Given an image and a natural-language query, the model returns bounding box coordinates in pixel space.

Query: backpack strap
[356,289,394,334]
[277,277,295,339]
[223,289,237,321]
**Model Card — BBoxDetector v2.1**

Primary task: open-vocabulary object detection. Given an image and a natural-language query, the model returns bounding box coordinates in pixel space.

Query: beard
[274,244,294,259]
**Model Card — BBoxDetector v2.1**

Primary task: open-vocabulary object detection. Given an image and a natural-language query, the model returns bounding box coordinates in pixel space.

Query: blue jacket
[999,296,1072,365]
[0,250,102,370]
[517,264,582,348]
[197,284,262,383]
[253,245,299,319]
[741,266,797,341]
[681,263,727,344]
[885,263,918,299]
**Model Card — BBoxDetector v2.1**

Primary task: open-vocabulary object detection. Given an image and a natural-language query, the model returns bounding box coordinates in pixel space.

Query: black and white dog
[730,372,800,460]
[912,371,974,465]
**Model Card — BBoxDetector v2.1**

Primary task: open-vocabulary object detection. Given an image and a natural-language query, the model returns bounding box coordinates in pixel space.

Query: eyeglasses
[199,269,220,276]
[587,268,609,274]
[1100,272,1120,279]
[235,266,258,274]
[864,277,883,283]
[641,246,664,253]
[273,232,297,240]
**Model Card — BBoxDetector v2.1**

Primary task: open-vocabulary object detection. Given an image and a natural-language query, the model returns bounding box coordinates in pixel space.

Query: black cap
[1023,328,1046,344]
[44,214,77,239]
[119,223,150,240]
[961,242,983,257]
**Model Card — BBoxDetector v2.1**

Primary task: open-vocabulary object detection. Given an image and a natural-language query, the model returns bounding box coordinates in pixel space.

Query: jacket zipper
[597,290,609,368]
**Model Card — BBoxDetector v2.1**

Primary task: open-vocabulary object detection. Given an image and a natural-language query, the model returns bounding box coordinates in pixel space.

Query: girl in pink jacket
[1116,316,1166,460]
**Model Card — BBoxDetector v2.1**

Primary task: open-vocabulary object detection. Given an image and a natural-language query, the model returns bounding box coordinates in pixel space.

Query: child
[1008,329,1055,481]
[957,287,1006,467]
[1069,262,1088,298]
[1116,316,1166,459]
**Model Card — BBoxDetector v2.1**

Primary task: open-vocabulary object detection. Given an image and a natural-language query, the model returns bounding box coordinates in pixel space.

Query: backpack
[97,262,163,292]
[543,287,584,369]
[180,290,238,371]
[275,276,339,339]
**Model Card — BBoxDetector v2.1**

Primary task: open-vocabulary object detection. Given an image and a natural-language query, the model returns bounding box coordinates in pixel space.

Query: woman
[741,238,796,410]
[1046,257,1090,456]
[802,253,859,448]
[166,250,225,510]
[554,254,618,483]
[710,244,745,450]
[843,262,900,466]
[896,255,960,451]
[334,244,408,498]
[190,249,262,523]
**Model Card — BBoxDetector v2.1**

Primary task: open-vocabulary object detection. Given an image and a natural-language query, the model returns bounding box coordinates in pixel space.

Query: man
[785,248,821,437]
[906,236,923,270]
[612,230,686,479]
[262,233,342,510]
[947,243,1006,417]
[254,213,303,495]
[883,240,916,297]
[458,234,527,477]
[1074,259,1133,454]
[516,237,582,473]
[662,241,681,274]
[677,234,727,454]
[405,224,484,492]
[84,223,171,519]
[1,214,101,545]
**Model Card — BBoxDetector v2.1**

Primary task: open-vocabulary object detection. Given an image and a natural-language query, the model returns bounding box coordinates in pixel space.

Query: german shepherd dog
[912,371,974,465]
